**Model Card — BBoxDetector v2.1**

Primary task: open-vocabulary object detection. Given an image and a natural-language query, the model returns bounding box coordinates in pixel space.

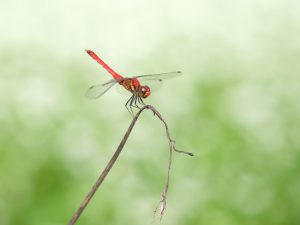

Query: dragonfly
[85,49,181,115]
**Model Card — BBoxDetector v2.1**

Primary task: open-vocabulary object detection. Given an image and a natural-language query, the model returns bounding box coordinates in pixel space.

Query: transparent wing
[85,79,117,99]
[133,71,182,81]
[142,79,163,91]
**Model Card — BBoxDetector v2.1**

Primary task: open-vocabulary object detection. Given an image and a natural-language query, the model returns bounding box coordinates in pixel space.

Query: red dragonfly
[85,49,181,115]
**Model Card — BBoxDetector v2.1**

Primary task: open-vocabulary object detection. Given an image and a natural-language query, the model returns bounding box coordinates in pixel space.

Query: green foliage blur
[1,1,300,225]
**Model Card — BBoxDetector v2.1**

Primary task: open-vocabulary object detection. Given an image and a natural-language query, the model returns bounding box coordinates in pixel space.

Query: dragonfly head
[140,85,151,98]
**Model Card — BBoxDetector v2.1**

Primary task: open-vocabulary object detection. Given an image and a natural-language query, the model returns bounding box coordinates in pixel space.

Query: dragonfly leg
[125,95,134,116]
[138,96,145,105]
[129,94,139,114]
[133,95,141,109]
[137,96,142,105]
[129,94,140,115]
[129,94,140,110]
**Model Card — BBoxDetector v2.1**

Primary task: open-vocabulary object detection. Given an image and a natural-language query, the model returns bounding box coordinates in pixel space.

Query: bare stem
[67,105,193,225]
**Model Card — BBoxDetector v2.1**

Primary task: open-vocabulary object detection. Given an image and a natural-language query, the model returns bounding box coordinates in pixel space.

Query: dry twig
[67,105,193,225]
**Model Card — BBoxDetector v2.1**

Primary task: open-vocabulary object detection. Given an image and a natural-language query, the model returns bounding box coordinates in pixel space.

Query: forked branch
[67,105,193,225]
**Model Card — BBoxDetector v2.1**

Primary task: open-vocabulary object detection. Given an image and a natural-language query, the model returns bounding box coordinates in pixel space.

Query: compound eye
[141,87,148,94]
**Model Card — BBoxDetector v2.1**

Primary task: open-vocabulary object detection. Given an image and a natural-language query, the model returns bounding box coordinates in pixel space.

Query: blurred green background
[1,0,300,224]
